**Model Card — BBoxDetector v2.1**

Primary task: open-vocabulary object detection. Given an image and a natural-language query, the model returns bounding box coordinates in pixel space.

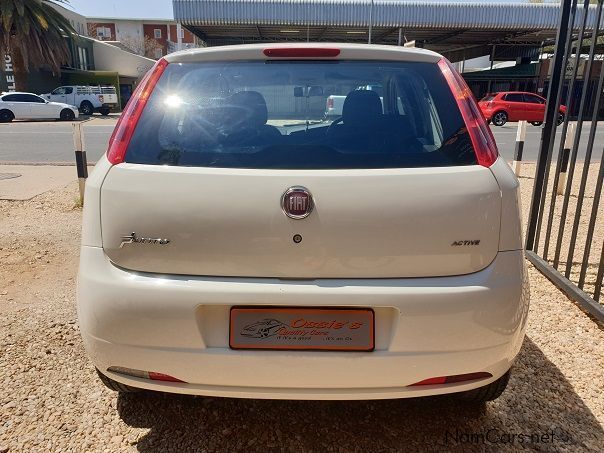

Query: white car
[78,43,528,402]
[0,92,79,122]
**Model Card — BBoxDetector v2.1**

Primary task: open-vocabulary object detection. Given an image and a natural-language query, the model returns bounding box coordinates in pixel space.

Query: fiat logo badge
[281,186,313,219]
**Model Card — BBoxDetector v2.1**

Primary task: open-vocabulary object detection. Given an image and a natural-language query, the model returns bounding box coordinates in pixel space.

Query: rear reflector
[438,59,499,167]
[106,58,169,165]
[263,48,340,58]
[148,371,185,383]
[108,366,186,383]
[409,372,492,387]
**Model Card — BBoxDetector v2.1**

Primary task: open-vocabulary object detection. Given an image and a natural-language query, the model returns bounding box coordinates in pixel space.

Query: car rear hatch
[99,46,501,279]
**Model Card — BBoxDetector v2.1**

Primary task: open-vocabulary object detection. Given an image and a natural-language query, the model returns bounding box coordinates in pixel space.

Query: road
[0,118,603,164]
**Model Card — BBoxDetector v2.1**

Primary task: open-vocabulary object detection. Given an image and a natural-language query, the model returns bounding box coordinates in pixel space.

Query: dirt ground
[1,167,604,452]
[518,160,603,300]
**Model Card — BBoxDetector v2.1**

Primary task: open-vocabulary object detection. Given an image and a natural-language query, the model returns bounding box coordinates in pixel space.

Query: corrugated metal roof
[173,0,598,30]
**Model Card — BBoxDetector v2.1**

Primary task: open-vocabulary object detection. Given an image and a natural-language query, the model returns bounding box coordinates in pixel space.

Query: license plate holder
[229,306,374,351]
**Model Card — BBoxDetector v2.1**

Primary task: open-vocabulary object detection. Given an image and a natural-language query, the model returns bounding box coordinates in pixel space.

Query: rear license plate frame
[229,306,375,352]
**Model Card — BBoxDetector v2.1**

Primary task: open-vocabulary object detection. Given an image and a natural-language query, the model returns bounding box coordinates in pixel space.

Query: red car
[478,91,567,127]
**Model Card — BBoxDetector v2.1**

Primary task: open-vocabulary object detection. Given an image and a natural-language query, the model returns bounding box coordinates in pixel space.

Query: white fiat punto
[78,43,528,402]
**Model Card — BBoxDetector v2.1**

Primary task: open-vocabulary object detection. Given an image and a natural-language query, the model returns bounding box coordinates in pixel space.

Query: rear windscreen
[125,60,476,169]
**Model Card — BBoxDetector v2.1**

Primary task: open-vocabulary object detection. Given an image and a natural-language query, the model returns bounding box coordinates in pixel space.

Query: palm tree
[0,0,76,91]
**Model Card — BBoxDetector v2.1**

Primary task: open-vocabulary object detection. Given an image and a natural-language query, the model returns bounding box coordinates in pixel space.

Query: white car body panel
[78,44,528,400]
[100,163,501,278]
[165,42,442,64]
[78,245,528,399]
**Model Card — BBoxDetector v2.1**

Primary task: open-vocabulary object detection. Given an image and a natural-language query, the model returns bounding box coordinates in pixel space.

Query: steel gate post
[525,0,574,251]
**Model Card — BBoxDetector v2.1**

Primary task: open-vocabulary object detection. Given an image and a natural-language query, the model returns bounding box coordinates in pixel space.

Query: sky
[62,0,175,20]
[61,0,551,21]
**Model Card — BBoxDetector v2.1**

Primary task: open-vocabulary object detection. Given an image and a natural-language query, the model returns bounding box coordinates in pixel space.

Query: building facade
[87,18,199,59]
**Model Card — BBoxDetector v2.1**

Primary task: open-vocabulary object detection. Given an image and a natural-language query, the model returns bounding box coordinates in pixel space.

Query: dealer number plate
[229,307,374,351]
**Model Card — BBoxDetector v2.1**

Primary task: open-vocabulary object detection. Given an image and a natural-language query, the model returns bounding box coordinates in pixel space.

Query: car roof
[0,91,41,95]
[497,91,542,96]
[165,42,442,64]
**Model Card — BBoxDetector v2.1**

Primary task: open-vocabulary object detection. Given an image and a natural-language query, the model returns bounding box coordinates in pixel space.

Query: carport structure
[173,0,600,62]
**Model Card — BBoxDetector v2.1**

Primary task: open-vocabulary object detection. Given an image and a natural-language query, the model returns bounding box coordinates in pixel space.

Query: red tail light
[438,59,498,167]
[409,372,492,386]
[263,48,340,58]
[148,371,185,383]
[327,98,334,109]
[106,58,169,164]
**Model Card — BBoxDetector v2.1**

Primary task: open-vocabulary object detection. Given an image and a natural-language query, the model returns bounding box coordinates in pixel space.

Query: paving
[0,165,85,201]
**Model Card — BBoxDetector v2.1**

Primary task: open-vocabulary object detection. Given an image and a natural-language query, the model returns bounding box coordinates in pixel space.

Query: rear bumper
[96,104,116,111]
[480,107,494,120]
[77,247,529,400]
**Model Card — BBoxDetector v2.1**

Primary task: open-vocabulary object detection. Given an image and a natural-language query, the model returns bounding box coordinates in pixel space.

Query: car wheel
[456,370,510,403]
[530,121,543,126]
[96,368,142,393]
[99,107,110,116]
[0,109,14,123]
[557,113,565,126]
[80,101,94,116]
[60,109,75,121]
[491,111,508,126]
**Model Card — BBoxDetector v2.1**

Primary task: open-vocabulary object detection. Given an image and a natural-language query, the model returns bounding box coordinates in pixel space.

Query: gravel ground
[1,174,604,452]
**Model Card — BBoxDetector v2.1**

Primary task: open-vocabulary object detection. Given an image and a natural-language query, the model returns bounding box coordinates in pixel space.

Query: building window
[154,28,162,39]
[96,27,111,39]
[78,47,85,70]
[154,48,163,59]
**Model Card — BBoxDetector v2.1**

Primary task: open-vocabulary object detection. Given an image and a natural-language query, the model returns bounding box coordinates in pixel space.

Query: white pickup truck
[41,85,119,116]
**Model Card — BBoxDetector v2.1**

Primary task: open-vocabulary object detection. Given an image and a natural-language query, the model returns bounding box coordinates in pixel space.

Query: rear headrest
[342,90,382,126]
[225,90,268,128]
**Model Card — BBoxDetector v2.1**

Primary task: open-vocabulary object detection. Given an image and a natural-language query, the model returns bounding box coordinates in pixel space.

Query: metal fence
[525,0,604,323]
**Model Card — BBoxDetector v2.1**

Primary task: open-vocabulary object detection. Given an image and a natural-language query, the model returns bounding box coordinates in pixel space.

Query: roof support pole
[398,27,402,46]
[368,0,374,44]
[176,23,183,51]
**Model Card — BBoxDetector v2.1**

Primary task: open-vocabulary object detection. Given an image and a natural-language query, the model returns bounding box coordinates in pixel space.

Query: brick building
[87,17,199,59]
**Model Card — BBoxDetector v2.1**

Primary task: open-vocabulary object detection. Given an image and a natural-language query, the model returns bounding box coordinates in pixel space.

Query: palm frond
[0,0,77,73]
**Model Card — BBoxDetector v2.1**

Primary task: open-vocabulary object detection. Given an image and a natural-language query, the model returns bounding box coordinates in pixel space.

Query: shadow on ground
[117,338,603,452]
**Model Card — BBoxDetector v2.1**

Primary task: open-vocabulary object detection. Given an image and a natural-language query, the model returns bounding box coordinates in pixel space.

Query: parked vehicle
[478,91,567,126]
[0,91,78,122]
[79,44,528,403]
[41,85,118,116]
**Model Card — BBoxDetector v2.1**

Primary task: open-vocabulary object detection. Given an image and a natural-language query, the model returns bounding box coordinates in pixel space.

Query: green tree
[0,0,76,91]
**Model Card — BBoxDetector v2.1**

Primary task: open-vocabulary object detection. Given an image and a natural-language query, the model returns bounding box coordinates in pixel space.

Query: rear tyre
[80,101,94,116]
[456,370,510,403]
[99,107,110,116]
[491,111,508,127]
[96,368,142,393]
[59,109,75,121]
[0,109,14,123]
[530,121,543,126]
